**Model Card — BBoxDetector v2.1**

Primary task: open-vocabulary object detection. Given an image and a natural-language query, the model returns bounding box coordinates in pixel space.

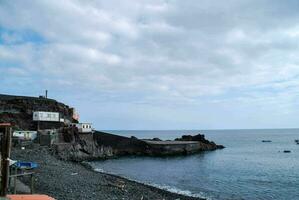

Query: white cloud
[1,0,299,128]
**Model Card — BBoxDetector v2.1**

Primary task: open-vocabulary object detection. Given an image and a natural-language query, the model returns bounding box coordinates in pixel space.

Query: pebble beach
[11,145,203,200]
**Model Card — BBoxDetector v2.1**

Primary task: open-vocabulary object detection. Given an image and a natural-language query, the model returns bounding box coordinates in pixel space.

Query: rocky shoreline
[11,145,204,200]
[55,130,224,161]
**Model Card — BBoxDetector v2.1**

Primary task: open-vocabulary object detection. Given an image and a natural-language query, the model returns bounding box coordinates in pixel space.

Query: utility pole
[0,123,12,197]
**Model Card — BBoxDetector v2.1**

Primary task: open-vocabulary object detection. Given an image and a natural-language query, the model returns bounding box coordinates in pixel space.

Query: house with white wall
[71,123,93,133]
[13,131,37,140]
[33,111,60,122]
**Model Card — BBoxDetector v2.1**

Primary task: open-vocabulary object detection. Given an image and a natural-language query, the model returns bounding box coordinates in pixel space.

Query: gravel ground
[11,145,203,200]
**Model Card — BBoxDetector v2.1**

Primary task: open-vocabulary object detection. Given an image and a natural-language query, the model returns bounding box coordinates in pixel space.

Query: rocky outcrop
[54,130,150,161]
[0,94,75,130]
[54,129,224,161]
[54,137,115,161]
[175,134,225,149]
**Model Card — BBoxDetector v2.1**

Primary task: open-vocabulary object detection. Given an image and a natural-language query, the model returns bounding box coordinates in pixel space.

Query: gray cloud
[1,0,299,128]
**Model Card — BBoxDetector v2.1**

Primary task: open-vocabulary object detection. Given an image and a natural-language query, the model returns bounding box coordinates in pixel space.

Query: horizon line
[101,128,299,131]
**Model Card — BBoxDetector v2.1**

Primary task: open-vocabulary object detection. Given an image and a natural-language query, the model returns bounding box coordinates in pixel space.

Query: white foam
[150,183,212,200]
[88,162,213,199]
[90,166,212,199]
[94,168,105,173]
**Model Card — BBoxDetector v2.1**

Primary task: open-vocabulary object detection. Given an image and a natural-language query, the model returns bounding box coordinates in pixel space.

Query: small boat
[283,150,291,153]
[295,139,299,144]
[262,140,272,143]
[14,161,38,170]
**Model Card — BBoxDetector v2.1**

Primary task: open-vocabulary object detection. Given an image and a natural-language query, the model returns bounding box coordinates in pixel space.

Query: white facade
[13,131,37,140]
[72,123,92,133]
[33,111,60,122]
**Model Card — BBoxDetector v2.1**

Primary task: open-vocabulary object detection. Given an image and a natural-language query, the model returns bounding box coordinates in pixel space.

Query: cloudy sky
[0,0,299,130]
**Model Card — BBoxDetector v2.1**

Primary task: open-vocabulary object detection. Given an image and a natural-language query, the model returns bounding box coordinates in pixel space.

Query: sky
[0,0,299,130]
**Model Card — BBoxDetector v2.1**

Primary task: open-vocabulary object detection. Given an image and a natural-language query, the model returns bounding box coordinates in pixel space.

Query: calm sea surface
[89,129,299,200]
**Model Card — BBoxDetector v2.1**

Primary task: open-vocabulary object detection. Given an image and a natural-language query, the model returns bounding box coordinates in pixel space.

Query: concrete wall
[144,142,201,156]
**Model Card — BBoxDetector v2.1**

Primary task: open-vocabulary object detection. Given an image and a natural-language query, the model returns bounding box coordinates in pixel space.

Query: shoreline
[85,164,206,199]
[92,169,206,200]
[11,145,205,200]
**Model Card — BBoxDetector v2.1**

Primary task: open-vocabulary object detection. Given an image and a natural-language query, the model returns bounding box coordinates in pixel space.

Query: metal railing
[9,172,35,194]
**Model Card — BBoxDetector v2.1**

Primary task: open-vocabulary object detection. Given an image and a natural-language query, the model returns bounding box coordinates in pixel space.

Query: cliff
[0,94,75,130]
[55,131,149,161]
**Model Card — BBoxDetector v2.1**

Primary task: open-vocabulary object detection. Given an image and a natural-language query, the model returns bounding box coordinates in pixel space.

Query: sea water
[89,129,299,200]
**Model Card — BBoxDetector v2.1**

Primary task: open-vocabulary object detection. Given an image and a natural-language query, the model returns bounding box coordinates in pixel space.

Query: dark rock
[175,134,210,144]
[174,134,225,150]
[54,131,225,161]
[152,137,162,141]
[216,145,225,149]
[0,94,75,130]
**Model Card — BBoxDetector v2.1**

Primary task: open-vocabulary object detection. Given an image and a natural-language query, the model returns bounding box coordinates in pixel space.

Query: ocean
[89,129,299,200]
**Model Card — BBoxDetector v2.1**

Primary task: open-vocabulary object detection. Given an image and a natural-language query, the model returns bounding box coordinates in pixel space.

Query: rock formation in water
[175,134,225,149]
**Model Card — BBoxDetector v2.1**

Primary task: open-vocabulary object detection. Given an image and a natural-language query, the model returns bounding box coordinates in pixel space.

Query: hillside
[0,94,75,130]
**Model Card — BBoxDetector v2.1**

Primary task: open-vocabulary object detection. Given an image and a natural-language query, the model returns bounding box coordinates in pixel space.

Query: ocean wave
[89,164,212,200]
[94,168,105,173]
[150,183,212,200]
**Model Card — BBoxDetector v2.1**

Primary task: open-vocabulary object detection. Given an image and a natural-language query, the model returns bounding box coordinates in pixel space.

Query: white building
[33,111,60,122]
[71,123,93,133]
[13,131,37,140]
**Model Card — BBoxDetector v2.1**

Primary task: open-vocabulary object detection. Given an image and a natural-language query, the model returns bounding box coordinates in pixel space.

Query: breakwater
[54,130,224,161]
